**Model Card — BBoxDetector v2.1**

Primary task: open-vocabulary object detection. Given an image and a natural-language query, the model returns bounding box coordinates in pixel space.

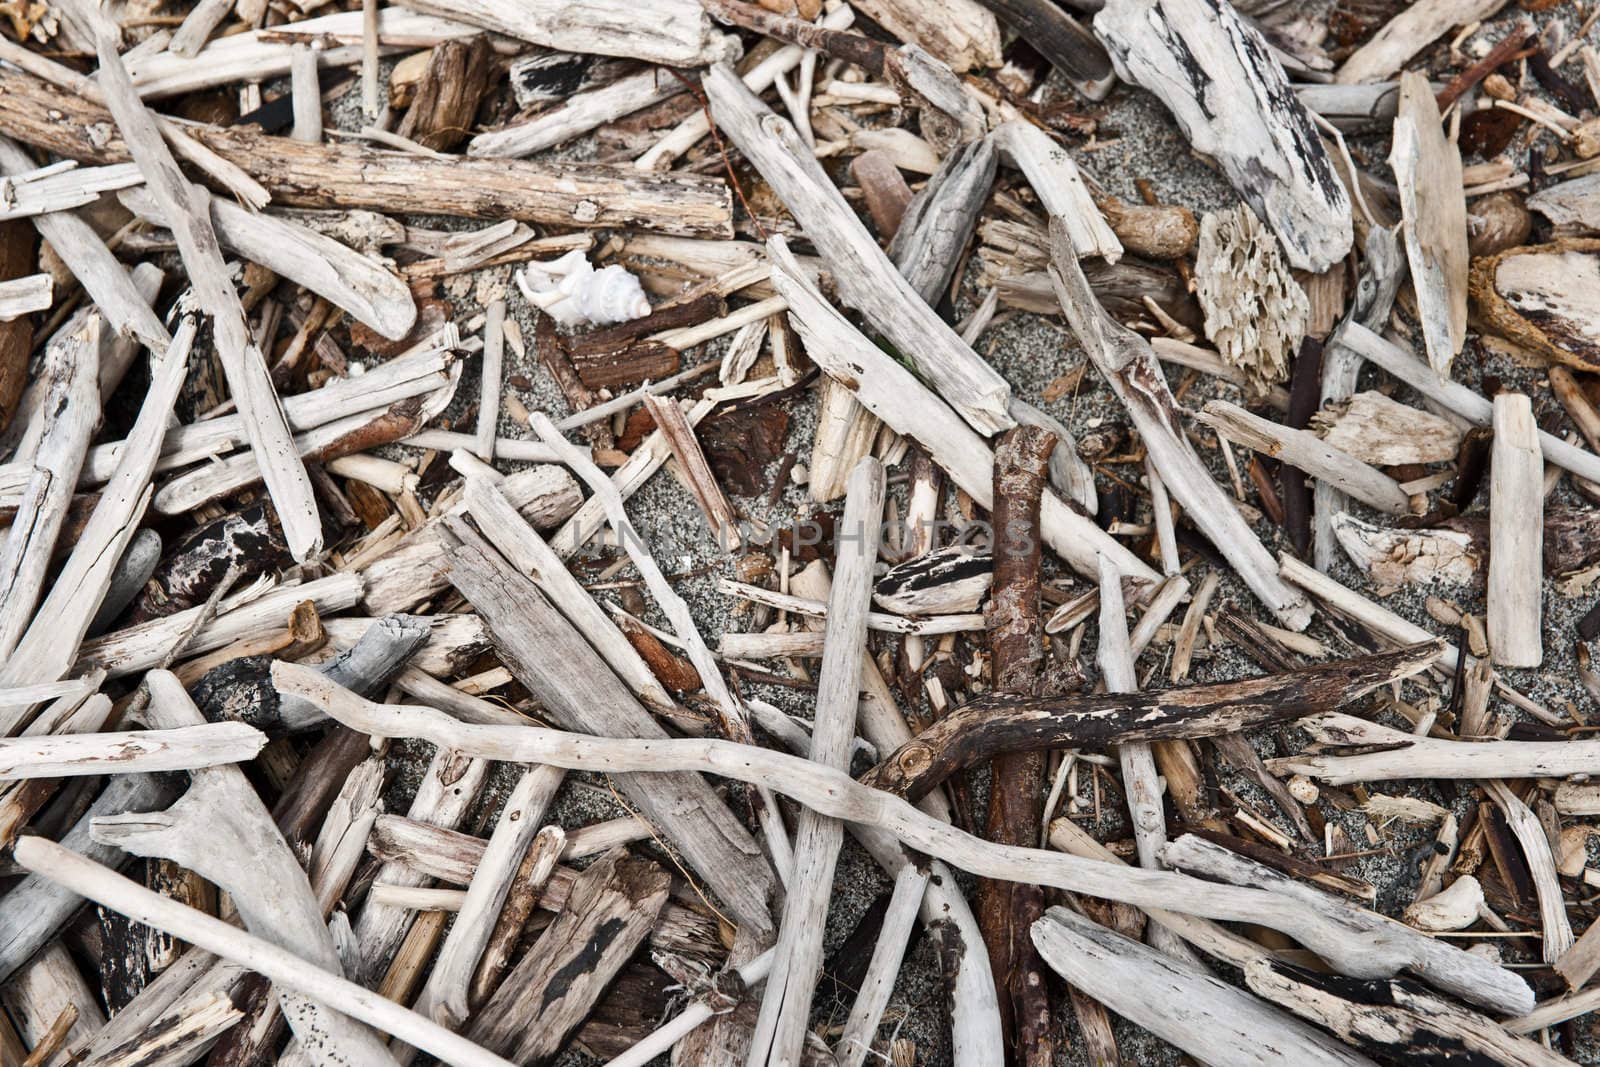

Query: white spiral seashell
[515,252,651,328]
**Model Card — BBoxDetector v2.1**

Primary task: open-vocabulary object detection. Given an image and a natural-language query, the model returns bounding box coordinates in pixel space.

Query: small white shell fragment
[1403,875,1485,932]
[515,249,651,327]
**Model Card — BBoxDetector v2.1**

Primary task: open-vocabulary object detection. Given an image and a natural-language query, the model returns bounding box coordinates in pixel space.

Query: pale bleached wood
[2,943,104,1061]
[1199,400,1412,515]
[849,0,1000,70]
[705,63,1014,436]
[1093,0,1352,272]
[635,5,856,171]
[168,0,235,57]
[475,299,504,460]
[469,68,685,159]
[85,19,322,561]
[1489,393,1543,668]
[12,838,517,1067]
[78,573,364,679]
[73,989,239,1066]
[834,863,928,1067]
[309,755,385,916]
[1032,907,1376,1067]
[0,774,174,984]
[889,136,996,304]
[462,476,676,713]
[0,274,48,321]
[722,581,983,634]
[290,43,322,143]
[351,744,488,985]
[1334,320,1600,488]
[750,458,884,1066]
[808,377,881,505]
[1484,780,1573,964]
[120,185,416,341]
[1046,220,1312,629]
[0,160,142,221]
[94,670,400,1066]
[1336,0,1508,84]
[276,663,1537,1015]
[0,317,99,665]
[0,722,264,779]
[1391,72,1466,377]
[412,764,564,1029]
[394,0,737,64]
[1312,390,1461,467]
[643,395,739,545]
[608,950,776,1067]
[437,520,778,941]
[993,121,1121,263]
[1271,713,1600,782]
[768,234,1159,589]
[0,320,192,712]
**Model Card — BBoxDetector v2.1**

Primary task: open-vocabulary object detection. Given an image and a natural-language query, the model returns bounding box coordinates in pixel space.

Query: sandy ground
[303,5,1600,1062]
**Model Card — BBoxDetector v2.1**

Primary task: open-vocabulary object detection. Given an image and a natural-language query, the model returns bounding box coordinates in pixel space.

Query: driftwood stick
[1484,781,1573,964]
[439,520,777,940]
[0,66,733,237]
[1032,907,1376,1066]
[1047,219,1312,629]
[0,317,100,663]
[92,669,400,1066]
[977,425,1055,1065]
[1333,323,1600,485]
[84,18,322,561]
[469,68,686,159]
[721,582,983,634]
[276,663,1535,1014]
[469,824,564,1008]
[0,722,265,779]
[705,63,1014,436]
[1199,400,1412,515]
[475,300,504,461]
[11,838,517,1067]
[862,643,1440,802]
[768,235,1158,588]
[609,950,776,1067]
[1093,0,1352,271]
[834,864,929,1067]
[290,43,322,143]
[1336,0,1507,84]
[413,763,565,1028]
[394,0,736,65]
[1391,72,1466,377]
[889,136,997,303]
[1274,713,1600,783]
[749,458,883,1065]
[1488,393,1543,667]
[994,121,1121,263]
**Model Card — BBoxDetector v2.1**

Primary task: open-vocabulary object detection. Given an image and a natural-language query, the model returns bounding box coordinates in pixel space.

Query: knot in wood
[895,743,933,777]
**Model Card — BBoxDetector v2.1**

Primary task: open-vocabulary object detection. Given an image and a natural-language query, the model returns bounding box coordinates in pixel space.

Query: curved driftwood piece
[12,838,516,1067]
[91,670,400,1067]
[1046,219,1313,629]
[0,66,733,237]
[120,186,416,341]
[750,459,884,1066]
[863,641,1440,800]
[0,722,265,779]
[1273,713,1600,783]
[1032,907,1378,1067]
[704,62,1014,436]
[438,519,777,941]
[193,613,431,733]
[767,235,1159,589]
[275,662,1535,1015]
[1093,0,1350,272]
[0,774,173,984]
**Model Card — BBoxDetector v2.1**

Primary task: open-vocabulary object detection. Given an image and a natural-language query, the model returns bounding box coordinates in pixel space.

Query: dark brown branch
[862,641,1443,801]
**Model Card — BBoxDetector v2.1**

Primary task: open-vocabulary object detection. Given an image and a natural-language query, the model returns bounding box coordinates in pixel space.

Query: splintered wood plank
[465,847,669,1062]
[1391,72,1467,376]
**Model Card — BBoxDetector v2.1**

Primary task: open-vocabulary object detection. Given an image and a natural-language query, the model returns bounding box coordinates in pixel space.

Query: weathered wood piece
[994,121,1121,264]
[863,642,1440,800]
[889,136,997,303]
[86,20,324,561]
[0,66,734,237]
[1271,713,1600,782]
[1199,401,1412,515]
[394,34,494,153]
[970,0,1112,94]
[470,67,686,159]
[1093,0,1352,271]
[279,664,1535,1015]
[12,838,517,1067]
[1047,219,1313,629]
[465,847,669,1062]
[393,0,739,66]
[1484,780,1573,964]
[750,458,883,1065]
[0,722,265,779]
[1337,0,1509,84]
[767,235,1159,588]
[1391,72,1467,377]
[438,522,777,940]
[93,670,400,1066]
[705,63,1015,435]
[849,0,1001,71]
[1032,907,1377,1067]
[1470,239,1600,369]
[1489,393,1543,668]
[120,185,416,341]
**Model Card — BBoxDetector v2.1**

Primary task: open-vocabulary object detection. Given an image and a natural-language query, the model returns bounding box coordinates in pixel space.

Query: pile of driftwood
[8,0,1600,1062]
